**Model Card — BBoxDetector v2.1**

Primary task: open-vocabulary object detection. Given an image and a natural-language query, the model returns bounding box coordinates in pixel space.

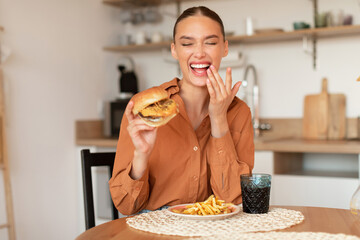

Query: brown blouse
[109,78,254,215]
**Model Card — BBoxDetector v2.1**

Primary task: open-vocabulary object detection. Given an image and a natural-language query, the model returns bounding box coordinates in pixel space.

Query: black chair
[81,149,119,230]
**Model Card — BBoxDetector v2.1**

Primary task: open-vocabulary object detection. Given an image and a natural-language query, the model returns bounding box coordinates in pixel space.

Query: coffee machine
[109,57,139,137]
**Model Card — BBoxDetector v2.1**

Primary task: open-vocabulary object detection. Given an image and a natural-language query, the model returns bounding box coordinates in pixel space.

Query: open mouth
[190,63,211,76]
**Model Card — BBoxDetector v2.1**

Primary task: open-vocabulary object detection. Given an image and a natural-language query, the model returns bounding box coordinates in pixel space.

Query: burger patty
[140,99,176,117]
[138,112,162,122]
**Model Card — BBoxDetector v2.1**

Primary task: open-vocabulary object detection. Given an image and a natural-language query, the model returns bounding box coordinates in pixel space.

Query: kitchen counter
[75,118,360,154]
[76,138,118,148]
[76,137,360,153]
[255,137,360,154]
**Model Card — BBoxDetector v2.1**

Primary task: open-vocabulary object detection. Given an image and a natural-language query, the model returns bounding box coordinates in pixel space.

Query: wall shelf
[103,0,196,8]
[103,25,360,53]
[104,40,170,52]
[228,24,360,43]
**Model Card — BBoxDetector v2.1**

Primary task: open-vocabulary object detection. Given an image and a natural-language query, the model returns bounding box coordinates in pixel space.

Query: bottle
[245,17,254,36]
[350,185,360,216]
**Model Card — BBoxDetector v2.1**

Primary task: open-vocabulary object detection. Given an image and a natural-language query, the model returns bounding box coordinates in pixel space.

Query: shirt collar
[160,78,180,97]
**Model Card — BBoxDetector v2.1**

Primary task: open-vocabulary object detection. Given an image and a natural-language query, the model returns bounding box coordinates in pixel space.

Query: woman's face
[171,15,228,88]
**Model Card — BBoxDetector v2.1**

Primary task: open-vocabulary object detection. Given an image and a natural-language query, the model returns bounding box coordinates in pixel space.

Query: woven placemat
[126,207,304,237]
[200,232,360,240]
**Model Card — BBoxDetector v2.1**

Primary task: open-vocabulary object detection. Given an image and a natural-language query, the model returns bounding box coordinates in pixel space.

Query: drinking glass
[241,173,271,214]
[350,185,360,217]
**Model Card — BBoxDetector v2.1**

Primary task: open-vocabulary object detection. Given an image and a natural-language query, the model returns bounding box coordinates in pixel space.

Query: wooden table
[76,206,360,240]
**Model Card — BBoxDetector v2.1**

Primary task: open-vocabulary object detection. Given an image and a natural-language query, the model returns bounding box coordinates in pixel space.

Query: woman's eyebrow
[179,35,219,40]
[179,36,194,40]
[205,35,219,40]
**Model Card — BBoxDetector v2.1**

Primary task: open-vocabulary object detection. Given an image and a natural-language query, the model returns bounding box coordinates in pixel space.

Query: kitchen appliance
[118,56,138,97]
[106,57,139,138]
[109,98,130,138]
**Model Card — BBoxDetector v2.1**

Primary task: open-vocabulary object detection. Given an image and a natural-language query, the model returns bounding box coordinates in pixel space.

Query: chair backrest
[81,149,119,230]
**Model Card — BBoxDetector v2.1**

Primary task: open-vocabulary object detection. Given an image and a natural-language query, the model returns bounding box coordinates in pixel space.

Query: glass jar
[350,185,360,216]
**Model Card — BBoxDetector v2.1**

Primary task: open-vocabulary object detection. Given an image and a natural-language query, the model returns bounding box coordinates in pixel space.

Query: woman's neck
[178,79,209,129]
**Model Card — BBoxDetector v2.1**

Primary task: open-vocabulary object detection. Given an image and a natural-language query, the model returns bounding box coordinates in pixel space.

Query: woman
[109,6,254,215]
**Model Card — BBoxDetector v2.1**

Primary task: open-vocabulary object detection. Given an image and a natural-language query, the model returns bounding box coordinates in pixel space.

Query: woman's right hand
[125,100,158,158]
[125,101,158,180]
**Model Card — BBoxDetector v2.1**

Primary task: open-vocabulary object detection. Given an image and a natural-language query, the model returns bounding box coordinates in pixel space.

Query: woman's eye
[181,43,192,46]
[206,42,217,45]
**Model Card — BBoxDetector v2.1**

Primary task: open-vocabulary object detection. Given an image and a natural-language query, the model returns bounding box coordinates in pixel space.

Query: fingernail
[210,65,215,69]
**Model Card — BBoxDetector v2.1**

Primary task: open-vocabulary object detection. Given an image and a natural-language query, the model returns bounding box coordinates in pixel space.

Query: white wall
[0,0,359,239]
[0,0,123,239]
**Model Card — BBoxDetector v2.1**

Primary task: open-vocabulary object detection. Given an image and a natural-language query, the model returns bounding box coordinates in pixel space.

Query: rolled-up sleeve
[108,116,150,215]
[206,106,254,204]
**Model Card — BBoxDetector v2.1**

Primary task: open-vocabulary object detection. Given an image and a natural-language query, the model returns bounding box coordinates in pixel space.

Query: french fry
[202,203,215,215]
[195,202,207,215]
[171,195,234,216]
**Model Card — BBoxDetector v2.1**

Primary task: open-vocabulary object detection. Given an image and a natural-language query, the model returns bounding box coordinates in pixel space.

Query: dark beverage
[240,173,272,214]
[241,184,271,214]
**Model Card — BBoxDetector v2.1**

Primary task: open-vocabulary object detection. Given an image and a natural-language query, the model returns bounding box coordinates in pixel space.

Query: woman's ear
[223,40,229,57]
[171,42,178,60]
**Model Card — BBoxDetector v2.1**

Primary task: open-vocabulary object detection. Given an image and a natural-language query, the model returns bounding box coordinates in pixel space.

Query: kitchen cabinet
[253,150,359,209]
[253,151,274,175]
[253,151,275,205]
[272,174,358,209]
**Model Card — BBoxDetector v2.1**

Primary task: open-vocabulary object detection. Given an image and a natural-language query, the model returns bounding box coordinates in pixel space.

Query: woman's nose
[194,44,206,58]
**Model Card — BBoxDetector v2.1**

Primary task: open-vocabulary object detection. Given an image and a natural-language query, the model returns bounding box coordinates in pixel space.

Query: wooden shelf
[103,0,195,8]
[103,25,360,53]
[103,40,170,52]
[228,24,360,43]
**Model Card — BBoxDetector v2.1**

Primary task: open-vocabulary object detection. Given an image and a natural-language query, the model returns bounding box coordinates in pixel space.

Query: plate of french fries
[167,195,240,220]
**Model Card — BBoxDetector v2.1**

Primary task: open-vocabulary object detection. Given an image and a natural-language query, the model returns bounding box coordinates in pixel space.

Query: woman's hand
[206,65,241,138]
[125,101,158,179]
[125,101,158,156]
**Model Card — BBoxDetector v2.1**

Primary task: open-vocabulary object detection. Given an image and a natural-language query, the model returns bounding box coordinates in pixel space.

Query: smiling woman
[171,7,228,91]
[108,6,254,216]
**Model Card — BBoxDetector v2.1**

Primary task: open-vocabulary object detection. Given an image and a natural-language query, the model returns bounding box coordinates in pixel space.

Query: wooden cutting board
[303,78,347,140]
[302,78,329,140]
[328,93,346,140]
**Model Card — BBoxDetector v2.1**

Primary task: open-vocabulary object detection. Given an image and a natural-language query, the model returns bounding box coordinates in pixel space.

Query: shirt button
[193,176,198,181]
[193,146,198,151]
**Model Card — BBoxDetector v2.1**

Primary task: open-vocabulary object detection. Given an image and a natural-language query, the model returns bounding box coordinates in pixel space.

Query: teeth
[190,64,210,69]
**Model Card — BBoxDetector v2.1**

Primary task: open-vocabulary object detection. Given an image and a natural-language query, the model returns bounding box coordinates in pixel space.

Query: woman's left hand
[206,65,242,137]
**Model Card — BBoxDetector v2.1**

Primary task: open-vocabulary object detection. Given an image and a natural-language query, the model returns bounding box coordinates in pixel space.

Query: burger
[132,87,179,127]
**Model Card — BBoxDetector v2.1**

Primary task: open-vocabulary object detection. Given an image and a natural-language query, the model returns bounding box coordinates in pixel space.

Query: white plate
[167,203,240,220]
